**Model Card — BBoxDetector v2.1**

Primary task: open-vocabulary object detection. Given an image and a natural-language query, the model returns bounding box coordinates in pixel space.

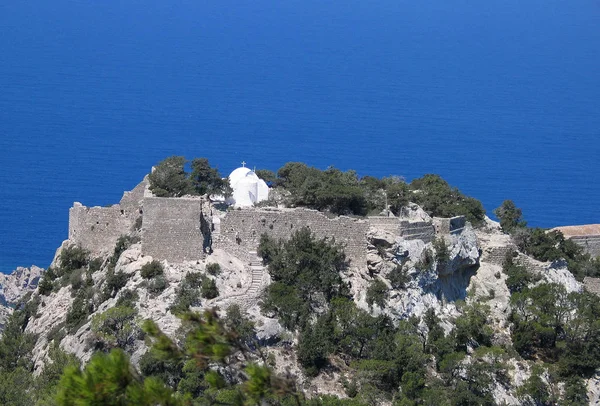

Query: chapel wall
[142,197,205,263]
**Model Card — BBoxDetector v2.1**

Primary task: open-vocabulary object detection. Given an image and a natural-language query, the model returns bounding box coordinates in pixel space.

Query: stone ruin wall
[213,208,370,268]
[141,197,205,263]
[569,236,600,258]
[367,217,402,235]
[68,178,147,255]
[399,220,436,243]
[68,175,465,266]
[433,216,467,236]
[68,204,132,255]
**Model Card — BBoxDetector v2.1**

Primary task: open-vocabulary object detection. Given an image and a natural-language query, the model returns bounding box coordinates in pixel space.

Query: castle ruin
[68,177,468,268]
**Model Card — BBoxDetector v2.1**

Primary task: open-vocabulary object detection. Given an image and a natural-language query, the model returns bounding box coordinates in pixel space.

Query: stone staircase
[246,251,264,297]
[210,251,265,310]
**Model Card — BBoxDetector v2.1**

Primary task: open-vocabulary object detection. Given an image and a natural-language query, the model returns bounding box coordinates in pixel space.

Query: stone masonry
[554,224,600,257]
[68,178,146,255]
[213,208,370,268]
[141,197,205,263]
[68,177,468,268]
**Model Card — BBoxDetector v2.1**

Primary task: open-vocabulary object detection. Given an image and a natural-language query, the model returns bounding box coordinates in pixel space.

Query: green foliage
[259,228,348,329]
[102,268,130,301]
[147,274,169,294]
[562,376,589,406]
[276,162,368,215]
[384,178,410,216]
[502,251,540,294]
[116,289,139,308]
[433,237,450,269]
[91,306,141,350]
[414,248,434,273]
[223,304,255,344]
[206,262,221,276]
[517,365,550,405]
[297,315,334,376]
[494,200,527,233]
[34,344,80,405]
[409,174,486,226]
[139,310,301,404]
[56,349,175,405]
[60,245,90,273]
[452,302,493,352]
[255,169,277,184]
[148,155,194,197]
[190,157,231,196]
[509,280,600,379]
[111,235,139,264]
[0,306,37,372]
[366,278,388,310]
[200,276,219,299]
[140,260,164,279]
[148,156,231,198]
[65,294,92,333]
[38,274,54,296]
[387,265,410,289]
[170,272,203,314]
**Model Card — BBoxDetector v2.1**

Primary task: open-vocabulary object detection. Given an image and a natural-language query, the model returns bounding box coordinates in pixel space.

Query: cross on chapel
[241,161,246,167]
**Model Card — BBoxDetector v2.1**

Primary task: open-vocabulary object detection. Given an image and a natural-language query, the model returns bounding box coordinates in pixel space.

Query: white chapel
[227,162,269,207]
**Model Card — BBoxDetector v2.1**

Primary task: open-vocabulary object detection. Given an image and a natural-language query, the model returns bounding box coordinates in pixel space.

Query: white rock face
[0,265,43,304]
[0,265,44,329]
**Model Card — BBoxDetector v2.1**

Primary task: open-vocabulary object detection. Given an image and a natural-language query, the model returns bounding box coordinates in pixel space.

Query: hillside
[2,161,600,405]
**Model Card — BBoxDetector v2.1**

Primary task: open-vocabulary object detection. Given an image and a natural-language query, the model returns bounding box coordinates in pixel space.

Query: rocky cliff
[3,200,599,405]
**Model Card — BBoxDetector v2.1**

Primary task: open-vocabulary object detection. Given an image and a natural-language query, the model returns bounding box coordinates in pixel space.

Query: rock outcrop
[0,265,43,329]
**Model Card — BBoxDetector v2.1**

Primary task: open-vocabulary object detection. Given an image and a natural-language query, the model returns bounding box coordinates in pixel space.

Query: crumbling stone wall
[142,197,205,263]
[569,236,600,258]
[433,216,466,236]
[214,208,370,268]
[584,277,600,295]
[68,179,147,255]
[399,220,435,243]
[367,217,401,235]
[68,204,132,255]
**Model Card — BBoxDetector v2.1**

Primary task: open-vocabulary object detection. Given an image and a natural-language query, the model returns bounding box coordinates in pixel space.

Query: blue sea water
[0,0,599,273]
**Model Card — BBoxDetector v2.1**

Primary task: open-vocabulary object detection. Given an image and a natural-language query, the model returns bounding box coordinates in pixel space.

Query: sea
[0,0,599,274]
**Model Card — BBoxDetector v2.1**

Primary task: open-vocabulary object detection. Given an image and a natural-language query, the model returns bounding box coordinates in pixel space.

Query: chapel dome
[228,167,252,187]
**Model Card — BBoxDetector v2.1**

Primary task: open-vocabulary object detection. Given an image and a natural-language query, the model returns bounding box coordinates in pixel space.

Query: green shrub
[410,174,485,226]
[224,304,255,343]
[494,200,527,234]
[65,296,90,333]
[170,272,203,314]
[148,156,194,197]
[433,237,450,264]
[206,263,221,276]
[68,268,84,294]
[88,258,103,273]
[147,275,168,295]
[110,235,139,265]
[91,306,140,350]
[115,289,139,308]
[140,260,164,279]
[60,246,89,273]
[415,248,434,273]
[200,276,219,299]
[388,265,410,289]
[366,279,388,310]
[101,270,130,301]
[38,276,55,296]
